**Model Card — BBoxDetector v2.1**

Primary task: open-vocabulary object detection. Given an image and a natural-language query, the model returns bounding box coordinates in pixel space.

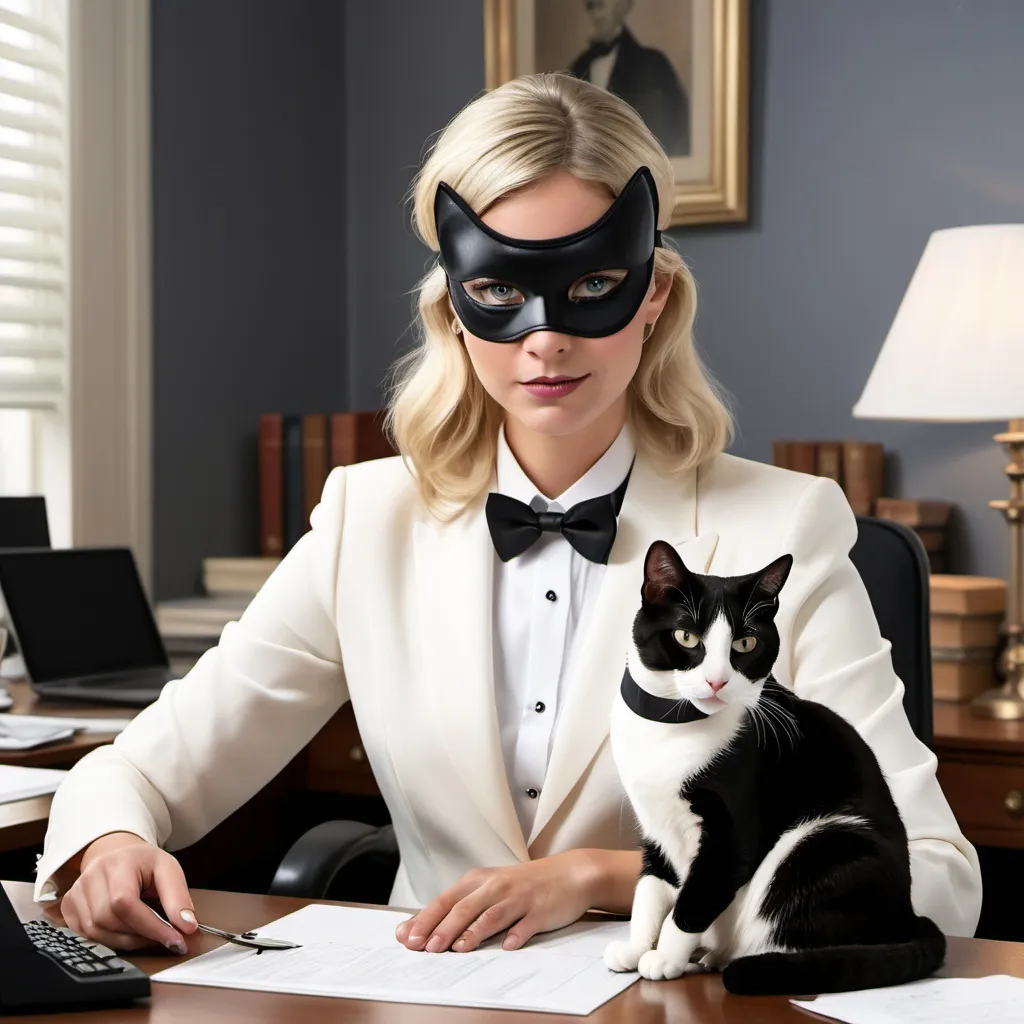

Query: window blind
[0,0,67,409]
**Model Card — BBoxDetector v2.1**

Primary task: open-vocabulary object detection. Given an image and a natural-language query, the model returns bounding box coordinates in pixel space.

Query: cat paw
[638,949,690,981]
[604,940,648,972]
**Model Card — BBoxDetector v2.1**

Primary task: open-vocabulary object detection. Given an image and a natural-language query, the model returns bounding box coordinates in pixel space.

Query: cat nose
[707,679,728,694]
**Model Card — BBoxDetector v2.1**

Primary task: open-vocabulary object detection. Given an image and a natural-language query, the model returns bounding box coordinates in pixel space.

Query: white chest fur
[610,696,746,887]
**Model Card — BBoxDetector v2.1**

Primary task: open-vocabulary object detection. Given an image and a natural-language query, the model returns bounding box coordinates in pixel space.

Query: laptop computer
[0,547,177,707]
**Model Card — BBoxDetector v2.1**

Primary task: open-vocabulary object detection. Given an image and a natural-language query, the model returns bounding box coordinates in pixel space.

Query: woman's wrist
[575,848,641,915]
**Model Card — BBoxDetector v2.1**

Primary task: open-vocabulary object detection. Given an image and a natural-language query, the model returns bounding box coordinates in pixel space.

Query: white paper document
[0,763,68,804]
[792,974,1024,1023]
[152,904,639,1015]
[0,714,133,733]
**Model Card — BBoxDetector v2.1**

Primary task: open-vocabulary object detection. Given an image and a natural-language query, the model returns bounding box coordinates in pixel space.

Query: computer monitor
[0,497,50,549]
[0,547,168,684]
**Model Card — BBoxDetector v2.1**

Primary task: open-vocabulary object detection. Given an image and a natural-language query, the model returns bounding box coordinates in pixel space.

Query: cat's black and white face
[628,540,793,717]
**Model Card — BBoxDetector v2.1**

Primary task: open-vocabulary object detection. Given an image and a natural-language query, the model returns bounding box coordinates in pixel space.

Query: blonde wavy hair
[383,72,734,520]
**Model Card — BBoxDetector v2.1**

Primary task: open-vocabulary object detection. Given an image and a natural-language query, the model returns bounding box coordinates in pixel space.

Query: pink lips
[520,374,589,398]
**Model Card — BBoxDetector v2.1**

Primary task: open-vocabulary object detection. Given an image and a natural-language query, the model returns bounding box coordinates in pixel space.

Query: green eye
[732,636,758,653]
[673,629,701,649]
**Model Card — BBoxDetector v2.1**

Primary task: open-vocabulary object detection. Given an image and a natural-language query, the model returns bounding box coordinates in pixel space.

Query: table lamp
[853,224,1024,720]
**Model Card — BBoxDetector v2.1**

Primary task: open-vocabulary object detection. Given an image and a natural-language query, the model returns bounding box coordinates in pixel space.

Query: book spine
[357,409,396,461]
[771,441,793,470]
[788,442,818,475]
[258,413,283,557]
[282,414,305,553]
[816,442,843,486]
[842,442,884,516]
[329,412,357,467]
[932,658,998,702]
[302,413,329,527]
[874,498,951,528]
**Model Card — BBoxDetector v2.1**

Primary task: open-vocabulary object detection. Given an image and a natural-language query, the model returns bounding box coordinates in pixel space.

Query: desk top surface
[3,881,1023,1024]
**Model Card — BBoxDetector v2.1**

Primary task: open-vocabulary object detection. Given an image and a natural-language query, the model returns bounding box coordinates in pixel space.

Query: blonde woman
[36,73,981,960]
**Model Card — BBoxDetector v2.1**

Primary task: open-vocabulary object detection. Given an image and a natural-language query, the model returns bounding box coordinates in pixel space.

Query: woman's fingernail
[180,910,196,925]
[408,931,423,944]
[453,938,466,951]
[425,935,445,953]
[166,939,187,954]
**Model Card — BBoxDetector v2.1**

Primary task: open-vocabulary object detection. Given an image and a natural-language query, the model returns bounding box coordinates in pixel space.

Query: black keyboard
[0,886,151,1012]
[23,919,136,977]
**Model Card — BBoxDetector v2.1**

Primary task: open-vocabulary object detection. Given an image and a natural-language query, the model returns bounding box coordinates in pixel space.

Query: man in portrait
[569,0,690,157]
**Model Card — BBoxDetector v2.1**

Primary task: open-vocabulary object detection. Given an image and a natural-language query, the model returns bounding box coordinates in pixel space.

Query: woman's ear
[646,270,673,321]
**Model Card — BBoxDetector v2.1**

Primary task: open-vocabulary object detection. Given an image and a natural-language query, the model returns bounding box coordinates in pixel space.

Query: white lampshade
[853,224,1024,422]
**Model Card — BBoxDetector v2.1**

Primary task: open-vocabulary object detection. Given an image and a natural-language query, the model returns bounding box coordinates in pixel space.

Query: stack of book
[259,410,395,558]
[156,557,280,675]
[771,441,884,515]
[875,498,952,574]
[930,575,1007,702]
[203,556,279,595]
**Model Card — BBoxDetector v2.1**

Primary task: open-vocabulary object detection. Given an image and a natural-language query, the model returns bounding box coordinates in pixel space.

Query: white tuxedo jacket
[34,449,983,937]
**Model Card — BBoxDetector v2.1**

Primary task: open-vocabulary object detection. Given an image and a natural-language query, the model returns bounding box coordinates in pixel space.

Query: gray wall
[151,0,346,599]
[153,0,1024,596]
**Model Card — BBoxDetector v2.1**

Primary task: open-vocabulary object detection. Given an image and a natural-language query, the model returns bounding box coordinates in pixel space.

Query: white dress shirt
[589,38,621,92]
[492,420,636,838]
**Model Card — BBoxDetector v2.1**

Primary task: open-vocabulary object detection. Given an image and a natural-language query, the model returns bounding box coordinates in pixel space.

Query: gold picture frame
[484,0,749,227]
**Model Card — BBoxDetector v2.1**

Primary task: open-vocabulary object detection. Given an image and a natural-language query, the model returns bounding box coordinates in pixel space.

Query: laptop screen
[0,548,168,682]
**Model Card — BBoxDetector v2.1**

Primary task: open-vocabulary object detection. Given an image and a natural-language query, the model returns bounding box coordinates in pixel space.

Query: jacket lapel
[414,493,530,863]
[527,450,718,847]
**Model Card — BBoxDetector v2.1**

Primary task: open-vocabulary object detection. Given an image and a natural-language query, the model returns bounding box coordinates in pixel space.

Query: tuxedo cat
[604,540,945,996]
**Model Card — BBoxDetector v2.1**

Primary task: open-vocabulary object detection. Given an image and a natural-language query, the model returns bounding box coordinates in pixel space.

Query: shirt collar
[495,420,636,513]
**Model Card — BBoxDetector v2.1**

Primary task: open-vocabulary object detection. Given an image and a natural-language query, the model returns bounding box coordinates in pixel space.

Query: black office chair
[269,514,935,901]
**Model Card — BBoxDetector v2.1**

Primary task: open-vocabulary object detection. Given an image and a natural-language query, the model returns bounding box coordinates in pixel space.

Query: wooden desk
[3,880,1022,1024]
[934,702,1024,849]
[0,679,135,767]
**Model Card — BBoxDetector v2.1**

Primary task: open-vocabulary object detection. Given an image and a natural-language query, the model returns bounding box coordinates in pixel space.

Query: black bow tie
[485,461,633,565]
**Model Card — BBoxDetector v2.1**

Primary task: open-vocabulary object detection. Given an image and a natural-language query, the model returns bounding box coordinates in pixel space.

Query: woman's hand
[55,832,198,953]
[394,849,604,953]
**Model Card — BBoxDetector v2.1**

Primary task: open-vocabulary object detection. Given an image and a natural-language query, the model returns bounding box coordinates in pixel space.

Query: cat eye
[732,636,758,653]
[673,629,701,649]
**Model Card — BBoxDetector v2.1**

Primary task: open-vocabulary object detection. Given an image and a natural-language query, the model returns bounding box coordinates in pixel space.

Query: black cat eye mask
[434,166,662,343]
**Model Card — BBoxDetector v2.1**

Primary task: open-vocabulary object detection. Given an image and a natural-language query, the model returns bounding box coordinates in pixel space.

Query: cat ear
[751,554,794,603]
[642,540,690,605]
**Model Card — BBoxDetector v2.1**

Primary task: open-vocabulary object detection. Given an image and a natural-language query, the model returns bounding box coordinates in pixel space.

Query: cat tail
[721,915,946,996]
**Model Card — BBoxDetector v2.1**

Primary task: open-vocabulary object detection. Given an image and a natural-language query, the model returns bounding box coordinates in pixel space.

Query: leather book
[329,411,395,467]
[875,498,951,528]
[787,441,818,475]
[842,442,884,516]
[302,414,329,529]
[282,415,305,554]
[815,442,844,486]
[258,413,283,557]
[771,441,793,470]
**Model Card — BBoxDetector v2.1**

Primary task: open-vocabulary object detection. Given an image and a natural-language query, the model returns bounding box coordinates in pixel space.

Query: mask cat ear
[750,554,794,605]
[642,539,691,605]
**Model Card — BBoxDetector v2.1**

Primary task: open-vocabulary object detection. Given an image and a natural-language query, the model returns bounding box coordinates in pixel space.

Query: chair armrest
[269,820,398,899]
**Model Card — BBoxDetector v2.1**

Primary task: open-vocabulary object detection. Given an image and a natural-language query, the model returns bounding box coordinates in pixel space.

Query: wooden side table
[934,702,1024,849]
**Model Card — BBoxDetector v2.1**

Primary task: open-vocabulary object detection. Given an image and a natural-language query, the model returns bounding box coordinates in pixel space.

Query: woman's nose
[521,329,569,354]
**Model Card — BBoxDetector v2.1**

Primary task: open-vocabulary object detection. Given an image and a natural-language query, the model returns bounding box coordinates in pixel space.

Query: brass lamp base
[972,674,1024,721]
[970,418,1024,720]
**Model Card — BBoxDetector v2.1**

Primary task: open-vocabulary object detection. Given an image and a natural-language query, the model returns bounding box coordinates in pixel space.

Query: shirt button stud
[526,788,539,799]
[534,701,546,713]
[545,590,557,602]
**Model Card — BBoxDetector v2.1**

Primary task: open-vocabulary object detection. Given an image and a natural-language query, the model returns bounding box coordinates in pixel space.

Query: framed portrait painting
[484,0,749,227]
